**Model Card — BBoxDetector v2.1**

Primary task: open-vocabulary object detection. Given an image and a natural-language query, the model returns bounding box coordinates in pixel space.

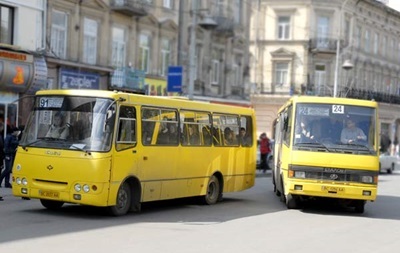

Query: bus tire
[354,200,365,214]
[285,194,298,209]
[204,175,220,205]
[40,199,64,210]
[108,182,131,216]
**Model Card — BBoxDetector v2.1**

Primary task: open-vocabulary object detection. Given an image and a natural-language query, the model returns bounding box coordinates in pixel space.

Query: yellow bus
[272,96,379,213]
[12,89,257,216]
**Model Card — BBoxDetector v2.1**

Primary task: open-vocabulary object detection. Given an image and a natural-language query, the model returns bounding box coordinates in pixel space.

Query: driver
[46,112,69,140]
[340,118,366,144]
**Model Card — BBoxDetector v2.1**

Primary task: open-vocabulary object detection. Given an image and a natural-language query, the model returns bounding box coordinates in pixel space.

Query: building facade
[44,0,252,101]
[0,0,47,132]
[250,0,400,153]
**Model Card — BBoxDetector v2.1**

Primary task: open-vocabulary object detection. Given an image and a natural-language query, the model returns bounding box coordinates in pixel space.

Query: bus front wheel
[354,200,365,214]
[108,182,131,216]
[40,199,64,210]
[285,194,299,209]
[204,175,220,205]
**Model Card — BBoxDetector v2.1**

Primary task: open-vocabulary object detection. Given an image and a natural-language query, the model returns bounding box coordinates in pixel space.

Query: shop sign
[60,68,100,89]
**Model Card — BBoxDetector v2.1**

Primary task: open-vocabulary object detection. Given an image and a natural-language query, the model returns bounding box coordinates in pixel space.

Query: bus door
[113,105,139,185]
[139,107,179,201]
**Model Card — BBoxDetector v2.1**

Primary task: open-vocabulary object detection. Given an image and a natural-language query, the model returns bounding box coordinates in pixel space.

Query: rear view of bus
[272,96,379,213]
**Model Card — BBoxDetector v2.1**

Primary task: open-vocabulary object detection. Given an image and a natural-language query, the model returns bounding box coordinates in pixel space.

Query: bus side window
[116,106,136,150]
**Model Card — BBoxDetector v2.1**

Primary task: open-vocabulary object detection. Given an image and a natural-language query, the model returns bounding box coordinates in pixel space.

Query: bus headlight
[74,184,82,192]
[22,178,28,185]
[16,177,22,185]
[361,176,373,183]
[83,184,90,193]
[294,171,306,178]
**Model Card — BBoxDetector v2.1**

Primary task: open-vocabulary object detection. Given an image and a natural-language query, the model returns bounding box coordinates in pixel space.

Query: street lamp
[187,0,217,100]
[333,0,351,97]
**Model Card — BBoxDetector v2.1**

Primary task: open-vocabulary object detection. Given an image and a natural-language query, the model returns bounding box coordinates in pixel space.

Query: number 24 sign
[332,105,344,114]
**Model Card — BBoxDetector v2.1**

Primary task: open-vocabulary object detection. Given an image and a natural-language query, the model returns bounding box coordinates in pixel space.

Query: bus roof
[278,96,378,113]
[35,89,254,115]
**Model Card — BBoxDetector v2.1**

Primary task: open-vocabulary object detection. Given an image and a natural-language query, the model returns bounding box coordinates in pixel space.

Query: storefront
[0,47,47,136]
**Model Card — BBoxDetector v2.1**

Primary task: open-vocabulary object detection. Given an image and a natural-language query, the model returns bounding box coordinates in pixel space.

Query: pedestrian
[259,132,271,173]
[0,126,20,188]
[0,122,4,201]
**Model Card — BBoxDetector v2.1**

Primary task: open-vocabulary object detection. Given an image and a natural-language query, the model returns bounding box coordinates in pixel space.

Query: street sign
[167,66,182,92]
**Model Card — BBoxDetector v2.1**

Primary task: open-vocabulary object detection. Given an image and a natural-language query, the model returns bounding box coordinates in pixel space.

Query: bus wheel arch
[107,181,132,216]
[204,173,223,205]
[125,176,142,213]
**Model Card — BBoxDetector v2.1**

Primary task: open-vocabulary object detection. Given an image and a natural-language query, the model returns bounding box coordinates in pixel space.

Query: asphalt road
[1,169,400,253]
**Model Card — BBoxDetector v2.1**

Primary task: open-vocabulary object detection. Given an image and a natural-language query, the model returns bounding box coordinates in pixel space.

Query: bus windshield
[293,103,376,153]
[20,95,116,152]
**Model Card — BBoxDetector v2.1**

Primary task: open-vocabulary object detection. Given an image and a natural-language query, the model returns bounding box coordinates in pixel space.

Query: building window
[111,27,126,67]
[161,38,170,76]
[233,0,242,24]
[278,16,290,40]
[139,33,151,73]
[374,33,379,55]
[364,29,370,53]
[316,16,329,48]
[211,59,220,85]
[194,44,202,80]
[275,63,288,87]
[354,25,361,49]
[382,35,387,58]
[83,18,98,64]
[163,0,173,9]
[50,10,68,58]
[390,38,394,61]
[216,0,224,15]
[0,5,13,44]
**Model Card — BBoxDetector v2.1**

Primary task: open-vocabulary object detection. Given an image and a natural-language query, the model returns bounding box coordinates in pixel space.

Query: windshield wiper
[295,142,333,152]
[21,139,44,150]
[70,144,91,155]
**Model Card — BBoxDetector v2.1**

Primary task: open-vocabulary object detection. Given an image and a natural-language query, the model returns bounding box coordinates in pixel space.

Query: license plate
[39,190,60,198]
[321,186,345,193]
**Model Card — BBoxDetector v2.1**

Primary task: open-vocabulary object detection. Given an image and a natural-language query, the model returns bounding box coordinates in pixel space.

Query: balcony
[212,16,235,37]
[309,38,348,54]
[342,88,400,105]
[110,0,150,16]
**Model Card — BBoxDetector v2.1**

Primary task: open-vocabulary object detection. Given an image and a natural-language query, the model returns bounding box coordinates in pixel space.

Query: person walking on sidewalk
[0,127,20,188]
[259,132,271,173]
[0,122,4,200]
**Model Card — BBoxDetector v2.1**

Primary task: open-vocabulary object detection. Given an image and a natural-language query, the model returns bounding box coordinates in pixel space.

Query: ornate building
[250,0,400,151]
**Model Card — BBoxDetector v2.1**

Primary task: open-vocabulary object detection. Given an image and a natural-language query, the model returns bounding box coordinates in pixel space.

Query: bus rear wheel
[108,182,131,216]
[40,199,64,210]
[204,175,220,205]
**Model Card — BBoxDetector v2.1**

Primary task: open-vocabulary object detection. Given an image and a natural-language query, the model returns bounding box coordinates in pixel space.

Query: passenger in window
[184,125,200,145]
[224,127,237,145]
[341,118,366,144]
[46,112,69,140]
[202,126,212,145]
[239,127,251,146]
[168,123,179,144]
[295,116,314,142]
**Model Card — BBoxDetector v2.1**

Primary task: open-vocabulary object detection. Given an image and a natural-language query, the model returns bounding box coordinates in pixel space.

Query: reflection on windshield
[293,103,376,154]
[20,96,115,152]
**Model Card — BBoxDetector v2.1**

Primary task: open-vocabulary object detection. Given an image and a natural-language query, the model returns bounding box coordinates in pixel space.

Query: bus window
[240,116,253,146]
[116,106,136,151]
